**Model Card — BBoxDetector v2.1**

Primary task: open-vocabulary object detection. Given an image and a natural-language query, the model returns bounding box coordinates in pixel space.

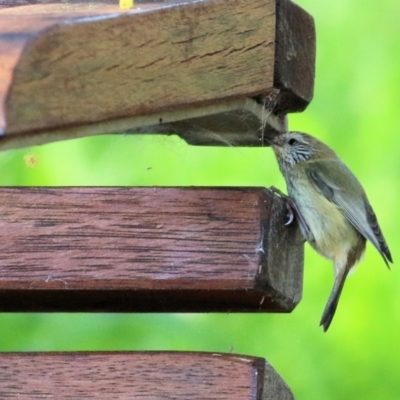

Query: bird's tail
[320,268,350,332]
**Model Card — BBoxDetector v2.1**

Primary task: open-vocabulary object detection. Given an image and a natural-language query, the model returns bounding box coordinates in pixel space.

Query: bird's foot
[269,186,295,226]
[269,186,311,242]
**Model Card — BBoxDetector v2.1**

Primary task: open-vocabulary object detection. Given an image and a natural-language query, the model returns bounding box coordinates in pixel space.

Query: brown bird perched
[267,131,392,331]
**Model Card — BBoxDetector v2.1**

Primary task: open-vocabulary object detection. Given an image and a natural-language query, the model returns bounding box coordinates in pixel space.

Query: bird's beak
[264,135,279,147]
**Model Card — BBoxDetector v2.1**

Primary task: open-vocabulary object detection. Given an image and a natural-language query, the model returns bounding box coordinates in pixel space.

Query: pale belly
[289,185,360,262]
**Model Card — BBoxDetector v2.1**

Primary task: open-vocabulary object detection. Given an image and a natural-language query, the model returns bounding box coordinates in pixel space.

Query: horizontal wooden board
[0,352,294,399]
[0,0,315,150]
[0,0,275,135]
[0,187,303,312]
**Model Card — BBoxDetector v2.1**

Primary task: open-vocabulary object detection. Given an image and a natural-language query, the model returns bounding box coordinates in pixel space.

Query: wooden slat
[0,352,294,399]
[0,0,276,134]
[0,187,303,312]
[0,0,315,149]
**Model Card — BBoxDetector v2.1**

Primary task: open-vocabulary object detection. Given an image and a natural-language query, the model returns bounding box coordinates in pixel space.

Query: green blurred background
[1,0,399,398]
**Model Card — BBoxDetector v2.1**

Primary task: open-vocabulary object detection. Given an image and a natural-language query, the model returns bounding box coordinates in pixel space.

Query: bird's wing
[305,160,392,266]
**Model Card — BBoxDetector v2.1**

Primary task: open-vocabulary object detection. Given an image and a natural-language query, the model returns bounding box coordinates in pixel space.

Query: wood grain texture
[0,0,315,150]
[0,0,275,135]
[0,187,303,312]
[0,352,294,399]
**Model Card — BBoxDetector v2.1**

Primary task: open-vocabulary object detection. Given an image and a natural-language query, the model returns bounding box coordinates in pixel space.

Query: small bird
[267,131,392,331]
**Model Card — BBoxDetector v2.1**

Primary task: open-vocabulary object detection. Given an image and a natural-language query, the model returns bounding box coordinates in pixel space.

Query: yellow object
[24,153,39,168]
[119,0,134,9]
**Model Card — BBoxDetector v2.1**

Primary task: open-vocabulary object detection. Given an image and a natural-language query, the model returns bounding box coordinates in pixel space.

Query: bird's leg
[269,186,312,242]
[269,186,294,225]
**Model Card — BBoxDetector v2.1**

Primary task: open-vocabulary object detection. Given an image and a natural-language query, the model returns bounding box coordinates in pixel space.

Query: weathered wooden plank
[0,0,276,134]
[0,352,294,399]
[0,0,315,149]
[0,187,303,312]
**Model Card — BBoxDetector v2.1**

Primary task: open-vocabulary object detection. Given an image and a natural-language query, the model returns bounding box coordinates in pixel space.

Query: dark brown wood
[0,352,294,399]
[0,0,315,150]
[272,0,316,113]
[0,187,303,312]
[133,99,288,147]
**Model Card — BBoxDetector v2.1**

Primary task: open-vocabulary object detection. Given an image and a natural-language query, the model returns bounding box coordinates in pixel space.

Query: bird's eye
[288,138,297,145]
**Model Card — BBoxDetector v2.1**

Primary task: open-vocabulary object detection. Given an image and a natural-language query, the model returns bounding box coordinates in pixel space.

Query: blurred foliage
[1,0,399,398]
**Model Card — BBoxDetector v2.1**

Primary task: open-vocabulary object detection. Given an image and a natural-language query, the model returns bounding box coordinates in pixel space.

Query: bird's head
[266,131,337,167]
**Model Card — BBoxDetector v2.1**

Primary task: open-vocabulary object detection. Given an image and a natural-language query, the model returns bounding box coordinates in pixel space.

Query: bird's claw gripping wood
[270,186,311,239]
[270,186,294,225]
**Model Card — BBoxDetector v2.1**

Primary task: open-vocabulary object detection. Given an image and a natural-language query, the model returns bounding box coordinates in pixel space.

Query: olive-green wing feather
[305,160,392,267]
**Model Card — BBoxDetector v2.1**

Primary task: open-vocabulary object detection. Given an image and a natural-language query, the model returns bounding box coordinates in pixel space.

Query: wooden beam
[0,187,303,312]
[0,0,277,135]
[0,0,315,149]
[0,352,294,399]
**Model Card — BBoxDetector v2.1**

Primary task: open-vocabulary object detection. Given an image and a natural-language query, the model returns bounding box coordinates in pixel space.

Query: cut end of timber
[273,0,316,113]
